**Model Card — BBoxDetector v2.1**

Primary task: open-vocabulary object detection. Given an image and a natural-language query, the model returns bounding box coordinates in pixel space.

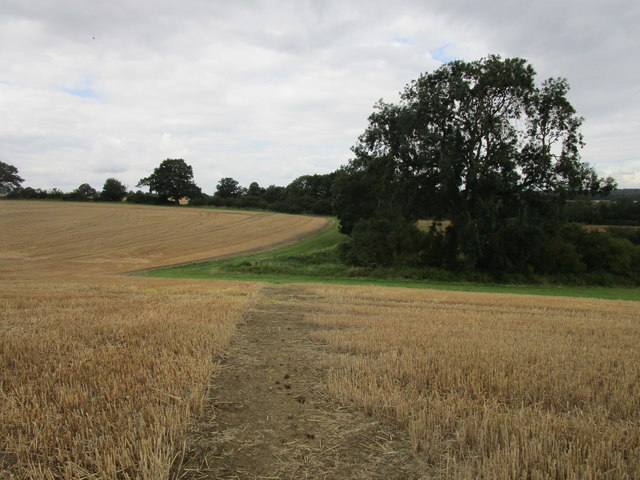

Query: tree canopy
[100,178,127,201]
[335,55,616,270]
[137,159,200,204]
[214,177,242,199]
[73,183,97,198]
[0,161,24,194]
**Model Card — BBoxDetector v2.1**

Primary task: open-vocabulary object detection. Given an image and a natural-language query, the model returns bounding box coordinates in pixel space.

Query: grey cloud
[1,0,638,191]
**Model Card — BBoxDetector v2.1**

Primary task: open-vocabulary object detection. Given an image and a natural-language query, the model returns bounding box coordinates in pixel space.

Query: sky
[1,0,639,193]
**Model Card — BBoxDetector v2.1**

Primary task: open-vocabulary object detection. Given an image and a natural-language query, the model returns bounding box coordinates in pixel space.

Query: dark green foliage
[7,187,48,199]
[247,182,265,197]
[333,55,624,280]
[332,169,377,235]
[263,185,286,204]
[188,193,210,206]
[339,219,396,266]
[208,173,338,215]
[63,183,97,200]
[214,177,242,199]
[607,226,640,245]
[557,224,639,277]
[339,219,425,267]
[137,159,201,204]
[126,190,169,205]
[0,161,24,193]
[280,173,338,215]
[100,178,127,201]
[564,197,640,226]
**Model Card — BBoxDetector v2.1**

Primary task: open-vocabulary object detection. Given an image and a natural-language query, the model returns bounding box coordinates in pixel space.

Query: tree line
[0,158,337,215]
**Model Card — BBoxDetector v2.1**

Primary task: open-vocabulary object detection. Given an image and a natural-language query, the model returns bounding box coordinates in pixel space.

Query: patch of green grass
[142,219,640,301]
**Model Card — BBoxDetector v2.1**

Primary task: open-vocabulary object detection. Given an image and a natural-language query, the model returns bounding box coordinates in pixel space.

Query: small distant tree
[215,177,242,199]
[0,161,25,193]
[264,185,286,204]
[100,178,127,201]
[48,188,63,199]
[137,159,201,204]
[247,182,265,197]
[73,183,97,199]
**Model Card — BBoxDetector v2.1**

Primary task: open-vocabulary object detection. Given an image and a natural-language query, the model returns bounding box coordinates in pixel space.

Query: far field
[1,200,638,479]
[0,201,328,276]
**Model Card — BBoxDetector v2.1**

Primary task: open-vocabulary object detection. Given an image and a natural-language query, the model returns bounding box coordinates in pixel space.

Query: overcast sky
[1,0,639,193]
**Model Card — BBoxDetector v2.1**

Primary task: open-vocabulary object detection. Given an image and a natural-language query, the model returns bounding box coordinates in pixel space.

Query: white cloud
[1,0,638,191]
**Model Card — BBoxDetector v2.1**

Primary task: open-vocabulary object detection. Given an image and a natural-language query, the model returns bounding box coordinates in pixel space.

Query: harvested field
[0,201,328,276]
[0,201,326,479]
[0,276,258,479]
[304,284,640,479]
[2,200,639,479]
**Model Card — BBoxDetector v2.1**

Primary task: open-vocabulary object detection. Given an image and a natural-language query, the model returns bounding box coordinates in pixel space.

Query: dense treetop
[0,161,24,194]
[333,56,625,273]
[100,178,127,201]
[137,159,201,204]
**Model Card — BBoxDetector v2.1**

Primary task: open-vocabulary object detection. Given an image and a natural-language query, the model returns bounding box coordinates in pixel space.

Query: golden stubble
[0,201,327,276]
[305,284,640,479]
[0,201,326,479]
[0,276,258,479]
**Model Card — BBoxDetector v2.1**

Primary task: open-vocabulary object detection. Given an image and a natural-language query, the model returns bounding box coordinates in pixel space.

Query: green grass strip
[142,219,640,301]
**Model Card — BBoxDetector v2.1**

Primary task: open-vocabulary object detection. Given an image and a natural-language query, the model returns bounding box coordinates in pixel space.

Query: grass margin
[141,219,640,302]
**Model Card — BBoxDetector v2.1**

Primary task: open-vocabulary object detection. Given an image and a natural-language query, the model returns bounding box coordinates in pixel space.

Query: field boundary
[142,219,640,302]
[125,217,332,275]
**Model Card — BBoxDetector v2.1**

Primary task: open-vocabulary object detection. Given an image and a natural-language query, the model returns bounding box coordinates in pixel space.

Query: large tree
[0,161,25,193]
[336,55,615,268]
[137,159,201,204]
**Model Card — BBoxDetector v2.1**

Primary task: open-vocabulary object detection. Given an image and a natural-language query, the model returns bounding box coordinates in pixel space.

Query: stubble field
[0,201,326,479]
[305,284,640,479]
[0,201,326,276]
[1,200,639,479]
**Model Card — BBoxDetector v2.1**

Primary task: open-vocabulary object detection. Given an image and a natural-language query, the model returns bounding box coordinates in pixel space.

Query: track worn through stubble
[171,284,428,480]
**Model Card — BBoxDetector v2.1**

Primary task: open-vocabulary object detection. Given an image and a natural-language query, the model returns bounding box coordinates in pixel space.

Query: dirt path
[172,284,429,480]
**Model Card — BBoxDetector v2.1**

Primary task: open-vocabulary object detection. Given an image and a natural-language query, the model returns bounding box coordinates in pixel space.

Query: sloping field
[0,201,326,479]
[0,201,328,276]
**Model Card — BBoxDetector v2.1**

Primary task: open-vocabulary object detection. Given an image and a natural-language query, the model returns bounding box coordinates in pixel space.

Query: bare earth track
[173,285,428,480]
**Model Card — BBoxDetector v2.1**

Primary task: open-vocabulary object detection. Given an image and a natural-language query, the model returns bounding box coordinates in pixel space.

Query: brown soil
[171,284,430,480]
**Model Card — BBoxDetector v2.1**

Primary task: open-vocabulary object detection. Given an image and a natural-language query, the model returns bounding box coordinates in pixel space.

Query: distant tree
[73,183,97,199]
[137,159,201,204]
[215,177,242,199]
[7,186,38,199]
[264,185,286,204]
[126,190,161,204]
[0,161,24,193]
[48,188,63,199]
[100,178,127,201]
[285,173,338,215]
[286,174,336,199]
[247,182,265,197]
